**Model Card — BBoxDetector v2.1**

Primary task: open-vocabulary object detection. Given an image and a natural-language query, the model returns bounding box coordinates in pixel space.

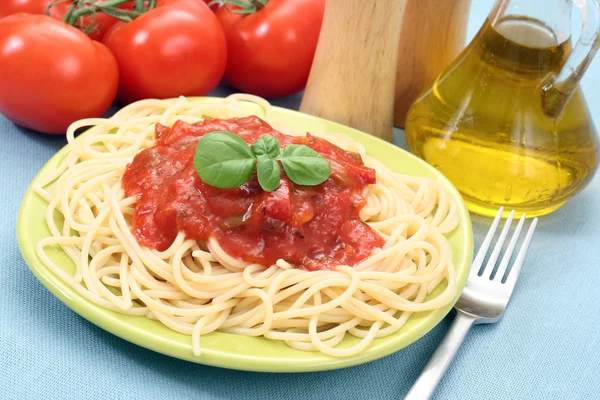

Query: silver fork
[404,207,538,400]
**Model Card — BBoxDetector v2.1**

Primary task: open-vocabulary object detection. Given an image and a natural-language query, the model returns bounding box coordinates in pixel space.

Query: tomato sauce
[122,117,385,270]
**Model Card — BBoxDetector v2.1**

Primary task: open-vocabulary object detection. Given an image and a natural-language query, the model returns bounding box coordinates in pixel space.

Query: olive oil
[405,17,598,217]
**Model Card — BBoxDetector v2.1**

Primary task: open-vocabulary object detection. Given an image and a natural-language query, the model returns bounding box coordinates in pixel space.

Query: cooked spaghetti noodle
[34,94,459,357]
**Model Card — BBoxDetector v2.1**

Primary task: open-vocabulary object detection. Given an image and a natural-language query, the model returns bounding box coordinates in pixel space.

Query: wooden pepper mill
[300,0,407,141]
[300,0,471,138]
[394,0,472,127]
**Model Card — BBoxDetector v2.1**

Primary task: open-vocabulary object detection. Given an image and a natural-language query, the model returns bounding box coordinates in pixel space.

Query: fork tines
[471,207,538,288]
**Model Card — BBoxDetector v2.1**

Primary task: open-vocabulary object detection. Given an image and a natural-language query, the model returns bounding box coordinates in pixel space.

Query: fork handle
[404,312,476,400]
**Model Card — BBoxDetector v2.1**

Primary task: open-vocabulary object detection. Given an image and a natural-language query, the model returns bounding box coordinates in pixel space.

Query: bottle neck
[489,0,572,45]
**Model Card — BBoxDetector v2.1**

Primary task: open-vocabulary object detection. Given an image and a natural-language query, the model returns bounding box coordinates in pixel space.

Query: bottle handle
[542,0,600,117]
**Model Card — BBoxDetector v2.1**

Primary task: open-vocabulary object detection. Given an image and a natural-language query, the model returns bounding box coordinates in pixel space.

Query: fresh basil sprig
[194,131,331,192]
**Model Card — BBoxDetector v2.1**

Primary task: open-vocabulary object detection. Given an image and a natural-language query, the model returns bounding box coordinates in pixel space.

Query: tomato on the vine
[0,14,119,134]
[0,0,135,41]
[0,0,51,19]
[104,0,227,104]
[49,1,134,41]
[215,0,325,98]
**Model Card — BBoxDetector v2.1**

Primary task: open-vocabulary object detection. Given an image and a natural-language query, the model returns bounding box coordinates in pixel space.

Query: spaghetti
[34,94,459,357]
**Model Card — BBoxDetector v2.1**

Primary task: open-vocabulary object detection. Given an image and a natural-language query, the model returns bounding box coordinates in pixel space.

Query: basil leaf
[193,132,331,191]
[251,135,281,158]
[194,131,256,189]
[256,155,281,192]
[279,144,331,186]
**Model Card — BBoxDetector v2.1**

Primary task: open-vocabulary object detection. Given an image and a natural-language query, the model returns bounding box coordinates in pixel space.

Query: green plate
[17,97,473,372]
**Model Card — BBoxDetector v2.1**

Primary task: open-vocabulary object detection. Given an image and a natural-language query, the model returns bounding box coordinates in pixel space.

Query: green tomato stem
[67,0,143,26]
[134,0,145,13]
[217,0,268,14]
[62,1,78,22]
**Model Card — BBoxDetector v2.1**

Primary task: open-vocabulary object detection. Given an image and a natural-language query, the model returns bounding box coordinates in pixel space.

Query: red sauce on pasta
[122,117,384,270]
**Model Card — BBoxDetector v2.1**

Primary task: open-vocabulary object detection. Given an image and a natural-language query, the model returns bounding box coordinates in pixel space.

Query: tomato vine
[210,0,267,15]
[46,0,153,33]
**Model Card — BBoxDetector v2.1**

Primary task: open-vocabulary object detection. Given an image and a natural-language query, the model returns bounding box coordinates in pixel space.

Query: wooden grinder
[394,0,471,127]
[300,0,471,138]
[300,0,407,141]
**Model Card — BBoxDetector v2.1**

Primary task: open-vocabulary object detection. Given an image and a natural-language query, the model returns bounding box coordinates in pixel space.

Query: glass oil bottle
[405,0,600,217]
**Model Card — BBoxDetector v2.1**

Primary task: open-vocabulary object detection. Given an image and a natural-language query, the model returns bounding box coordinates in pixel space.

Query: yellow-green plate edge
[17,96,473,372]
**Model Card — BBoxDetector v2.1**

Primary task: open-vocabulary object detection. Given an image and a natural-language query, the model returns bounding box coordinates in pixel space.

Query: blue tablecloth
[2,2,599,399]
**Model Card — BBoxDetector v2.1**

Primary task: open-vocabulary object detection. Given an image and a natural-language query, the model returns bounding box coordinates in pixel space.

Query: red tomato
[0,15,119,134]
[0,0,50,19]
[104,0,226,104]
[215,0,325,98]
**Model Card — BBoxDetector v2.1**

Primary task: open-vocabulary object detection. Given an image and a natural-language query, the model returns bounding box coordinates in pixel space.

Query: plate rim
[17,96,473,372]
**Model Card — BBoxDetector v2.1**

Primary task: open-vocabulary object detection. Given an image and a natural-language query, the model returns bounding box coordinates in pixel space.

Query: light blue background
[1,1,599,399]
